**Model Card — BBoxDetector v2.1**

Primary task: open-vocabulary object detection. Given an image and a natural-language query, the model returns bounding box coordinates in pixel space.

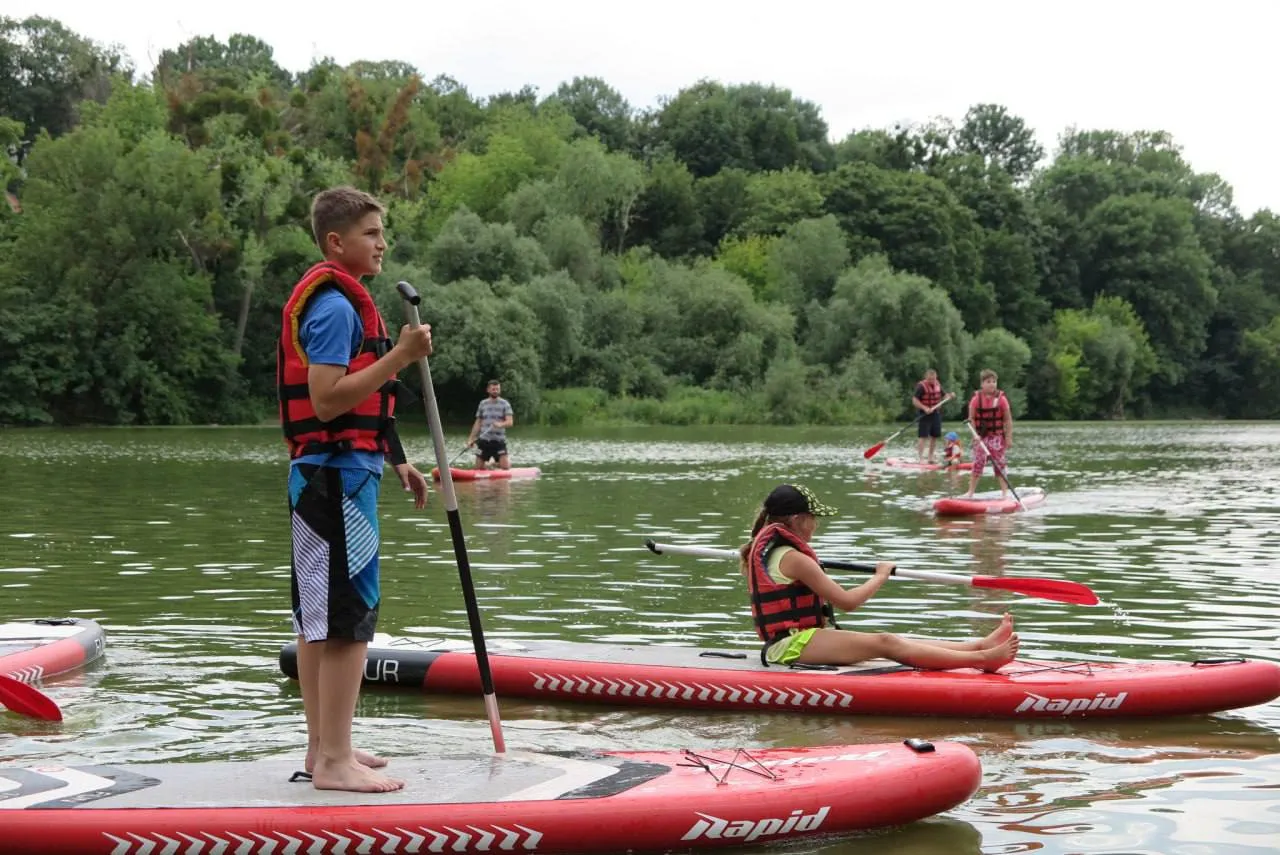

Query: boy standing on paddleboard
[963,369,1013,499]
[278,186,433,793]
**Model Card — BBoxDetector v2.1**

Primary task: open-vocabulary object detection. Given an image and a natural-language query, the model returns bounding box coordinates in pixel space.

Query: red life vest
[970,391,1007,437]
[917,379,944,408]
[747,523,829,644]
[278,261,397,458]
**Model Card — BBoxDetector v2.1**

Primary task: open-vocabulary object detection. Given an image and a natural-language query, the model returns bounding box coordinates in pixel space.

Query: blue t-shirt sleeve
[503,401,513,418]
[299,290,362,367]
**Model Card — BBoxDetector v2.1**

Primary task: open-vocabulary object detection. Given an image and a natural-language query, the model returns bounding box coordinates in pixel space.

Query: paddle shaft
[647,540,896,578]
[864,397,950,459]
[396,281,505,753]
[644,540,1097,605]
[0,672,62,722]
[452,427,497,464]
[963,419,1024,510]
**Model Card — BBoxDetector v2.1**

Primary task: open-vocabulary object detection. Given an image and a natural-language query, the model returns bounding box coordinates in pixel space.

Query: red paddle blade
[970,575,1099,606]
[863,442,886,460]
[0,673,62,721]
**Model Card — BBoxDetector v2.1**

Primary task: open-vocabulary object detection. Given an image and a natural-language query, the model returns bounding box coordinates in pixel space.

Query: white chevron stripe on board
[103,823,547,854]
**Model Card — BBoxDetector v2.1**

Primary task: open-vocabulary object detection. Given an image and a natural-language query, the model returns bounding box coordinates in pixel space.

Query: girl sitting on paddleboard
[739,484,1018,672]
[943,432,966,468]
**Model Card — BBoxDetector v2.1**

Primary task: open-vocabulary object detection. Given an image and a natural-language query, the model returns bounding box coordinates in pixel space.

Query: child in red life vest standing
[738,484,1019,671]
[963,369,1014,499]
[278,186,434,794]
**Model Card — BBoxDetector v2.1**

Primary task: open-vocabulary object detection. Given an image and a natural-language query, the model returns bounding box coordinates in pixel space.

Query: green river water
[2,422,1278,854]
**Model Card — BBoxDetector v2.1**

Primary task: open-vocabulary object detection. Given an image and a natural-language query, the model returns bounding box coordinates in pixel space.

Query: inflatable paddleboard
[885,458,973,471]
[0,618,105,683]
[431,466,542,481]
[0,742,981,854]
[281,635,1280,720]
[934,486,1047,515]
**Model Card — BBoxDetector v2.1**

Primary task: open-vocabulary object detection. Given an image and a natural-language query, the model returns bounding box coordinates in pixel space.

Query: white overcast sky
[13,0,1279,215]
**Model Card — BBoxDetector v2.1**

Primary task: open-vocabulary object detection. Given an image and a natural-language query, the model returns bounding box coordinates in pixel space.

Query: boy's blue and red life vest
[747,523,830,644]
[970,391,1007,437]
[278,261,397,458]
[917,379,944,408]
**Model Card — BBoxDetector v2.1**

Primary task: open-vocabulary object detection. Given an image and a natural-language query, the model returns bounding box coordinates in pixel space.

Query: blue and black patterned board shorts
[288,464,381,642]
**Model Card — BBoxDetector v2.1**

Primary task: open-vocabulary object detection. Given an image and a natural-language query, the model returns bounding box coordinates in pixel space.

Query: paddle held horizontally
[644,540,1098,606]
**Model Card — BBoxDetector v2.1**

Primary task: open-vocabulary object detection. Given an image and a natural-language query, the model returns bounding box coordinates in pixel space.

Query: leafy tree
[4,18,1276,426]
[767,215,850,307]
[544,76,634,152]
[806,256,969,403]
[823,162,988,327]
[653,80,831,178]
[0,102,240,424]
[427,207,549,284]
[1034,297,1156,419]
[154,34,292,90]
[1080,193,1215,387]
[954,104,1044,183]
[0,16,130,160]
[967,327,1032,418]
[734,168,824,237]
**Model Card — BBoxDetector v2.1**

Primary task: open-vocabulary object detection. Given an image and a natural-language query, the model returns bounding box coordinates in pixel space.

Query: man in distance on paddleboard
[467,379,515,469]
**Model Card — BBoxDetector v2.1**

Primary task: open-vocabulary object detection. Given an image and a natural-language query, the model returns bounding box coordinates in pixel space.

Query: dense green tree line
[2,16,1278,426]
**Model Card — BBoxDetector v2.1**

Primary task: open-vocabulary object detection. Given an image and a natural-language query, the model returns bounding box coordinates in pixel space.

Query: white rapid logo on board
[1015,691,1128,714]
[682,806,830,842]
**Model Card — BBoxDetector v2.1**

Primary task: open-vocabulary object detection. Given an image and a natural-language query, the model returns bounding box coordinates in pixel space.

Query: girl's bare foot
[305,748,387,774]
[979,635,1019,673]
[312,757,404,793]
[981,613,1014,648]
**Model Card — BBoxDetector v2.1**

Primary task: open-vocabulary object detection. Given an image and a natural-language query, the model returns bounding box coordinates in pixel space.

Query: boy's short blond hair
[980,369,998,382]
[310,186,384,251]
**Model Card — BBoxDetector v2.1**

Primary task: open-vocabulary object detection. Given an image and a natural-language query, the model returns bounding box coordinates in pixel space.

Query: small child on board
[943,431,965,468]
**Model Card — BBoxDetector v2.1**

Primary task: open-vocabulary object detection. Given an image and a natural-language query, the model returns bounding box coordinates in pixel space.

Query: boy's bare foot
[305,748,387,774]
[981,613,1014,647]
[979,635,1019,673]
[312,758,404,793]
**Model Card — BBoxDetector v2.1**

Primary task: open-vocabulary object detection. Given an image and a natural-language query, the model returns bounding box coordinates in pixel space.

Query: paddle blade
[970,575,1099,606]
[0,673,62,722]
[863,442,886,460]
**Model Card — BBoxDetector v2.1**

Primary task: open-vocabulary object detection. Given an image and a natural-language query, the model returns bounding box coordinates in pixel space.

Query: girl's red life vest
[917,379,944,408]
[747,523,830,644]
[970,391,1007,437]
[278,261,397,458]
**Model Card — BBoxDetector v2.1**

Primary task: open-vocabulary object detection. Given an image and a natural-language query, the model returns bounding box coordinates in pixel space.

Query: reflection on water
[1,422,1279,854]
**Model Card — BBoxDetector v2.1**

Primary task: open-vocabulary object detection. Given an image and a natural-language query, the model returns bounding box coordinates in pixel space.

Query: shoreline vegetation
[1,18,1278,429]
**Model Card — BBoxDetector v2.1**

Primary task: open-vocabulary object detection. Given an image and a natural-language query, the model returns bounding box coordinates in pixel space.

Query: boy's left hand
[393,463,429,509]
